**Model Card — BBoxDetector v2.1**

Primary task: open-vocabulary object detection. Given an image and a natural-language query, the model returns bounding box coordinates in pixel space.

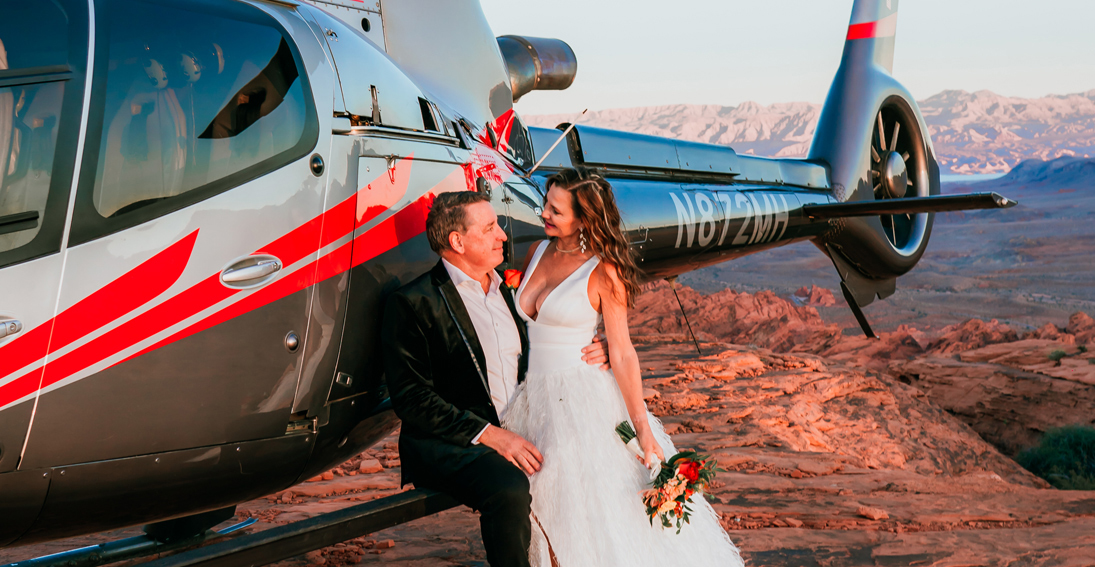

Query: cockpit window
[0,82,64,254]
[0,0,87,267]
[80,0,314,225]
[0,2,70,72]
[497,111,534,171]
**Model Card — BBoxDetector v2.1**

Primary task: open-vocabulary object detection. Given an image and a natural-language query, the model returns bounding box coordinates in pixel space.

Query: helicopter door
[0,0,91,546]
[0,0,91,480]
[16,0,329,470]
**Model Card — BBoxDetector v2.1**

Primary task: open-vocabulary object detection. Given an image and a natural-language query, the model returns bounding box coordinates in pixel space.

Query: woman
[503,168,743,566]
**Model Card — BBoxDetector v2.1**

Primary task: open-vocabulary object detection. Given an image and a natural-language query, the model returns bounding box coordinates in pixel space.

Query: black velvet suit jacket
[381,260,530,486]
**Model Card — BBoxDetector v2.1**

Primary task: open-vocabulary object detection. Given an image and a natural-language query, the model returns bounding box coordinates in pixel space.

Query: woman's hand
[637,428,665,469]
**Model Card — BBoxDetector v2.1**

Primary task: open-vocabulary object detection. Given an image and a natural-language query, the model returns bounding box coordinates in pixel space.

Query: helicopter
[0,0,1013,550]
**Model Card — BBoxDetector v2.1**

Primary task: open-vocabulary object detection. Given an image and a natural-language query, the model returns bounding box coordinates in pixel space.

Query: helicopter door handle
[0,319,23,340]
[220,255,282,289]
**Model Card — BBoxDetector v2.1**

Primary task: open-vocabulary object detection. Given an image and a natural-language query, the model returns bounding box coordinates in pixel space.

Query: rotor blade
[872,145,881,163]
[803,192,1018,220]
[890,122,901,153]
[877,112,887,151]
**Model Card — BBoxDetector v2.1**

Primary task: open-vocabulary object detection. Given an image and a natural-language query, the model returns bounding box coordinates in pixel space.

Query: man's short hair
[426,191,492,253]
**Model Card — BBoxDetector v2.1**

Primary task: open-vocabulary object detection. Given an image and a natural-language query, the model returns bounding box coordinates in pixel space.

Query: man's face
[450,201,507,270]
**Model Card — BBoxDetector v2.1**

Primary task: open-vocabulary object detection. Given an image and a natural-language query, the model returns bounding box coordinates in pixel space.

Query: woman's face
[542,184,582,239]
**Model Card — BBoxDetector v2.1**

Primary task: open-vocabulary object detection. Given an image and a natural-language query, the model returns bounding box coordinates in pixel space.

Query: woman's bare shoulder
[592,261,625,299]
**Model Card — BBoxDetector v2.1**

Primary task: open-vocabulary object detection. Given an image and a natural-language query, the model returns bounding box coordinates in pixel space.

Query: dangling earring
[579,227,587,254]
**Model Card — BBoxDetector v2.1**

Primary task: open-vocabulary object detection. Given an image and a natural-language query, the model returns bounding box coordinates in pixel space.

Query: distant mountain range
[977,156,1095,188]
[525,90,1095,175]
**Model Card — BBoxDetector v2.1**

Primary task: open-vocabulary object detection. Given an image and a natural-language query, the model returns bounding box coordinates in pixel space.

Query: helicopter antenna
[527,108,588,175]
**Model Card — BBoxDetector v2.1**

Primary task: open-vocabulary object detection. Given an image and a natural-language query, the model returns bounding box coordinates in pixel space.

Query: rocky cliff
[633,281,1095,459]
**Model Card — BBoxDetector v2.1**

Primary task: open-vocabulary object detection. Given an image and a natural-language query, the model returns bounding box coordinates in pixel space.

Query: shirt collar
[442,258,501,296]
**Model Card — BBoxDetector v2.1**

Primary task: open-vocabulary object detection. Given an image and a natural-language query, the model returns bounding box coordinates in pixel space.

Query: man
[381,191,609,567]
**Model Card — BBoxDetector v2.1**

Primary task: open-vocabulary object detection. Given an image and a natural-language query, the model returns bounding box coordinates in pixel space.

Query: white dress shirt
[442,259,522,444]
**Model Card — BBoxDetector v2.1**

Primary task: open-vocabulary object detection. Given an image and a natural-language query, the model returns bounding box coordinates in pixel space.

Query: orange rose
[503,269,522,290]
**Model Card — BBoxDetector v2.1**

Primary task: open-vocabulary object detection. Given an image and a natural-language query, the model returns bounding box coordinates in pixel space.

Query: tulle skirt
[503,363,744,567]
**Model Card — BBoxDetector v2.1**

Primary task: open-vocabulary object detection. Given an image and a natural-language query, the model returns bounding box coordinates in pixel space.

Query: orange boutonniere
[503,269,523,290]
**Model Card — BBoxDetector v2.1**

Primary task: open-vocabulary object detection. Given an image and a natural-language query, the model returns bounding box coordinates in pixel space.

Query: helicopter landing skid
[136,489,459,567]
[2,517,257,567]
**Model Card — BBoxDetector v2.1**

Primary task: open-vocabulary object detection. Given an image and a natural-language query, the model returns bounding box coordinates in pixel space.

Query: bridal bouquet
[616,421,722,533]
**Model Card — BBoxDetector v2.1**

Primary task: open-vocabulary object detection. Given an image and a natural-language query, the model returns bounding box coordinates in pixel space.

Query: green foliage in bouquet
[615,420,638,444]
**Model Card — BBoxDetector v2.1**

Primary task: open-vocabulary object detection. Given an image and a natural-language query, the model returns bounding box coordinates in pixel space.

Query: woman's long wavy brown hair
[545,167,642,308]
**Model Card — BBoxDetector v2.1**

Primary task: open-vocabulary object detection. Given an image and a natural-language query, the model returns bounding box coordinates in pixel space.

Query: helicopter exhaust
[497,36,578,102]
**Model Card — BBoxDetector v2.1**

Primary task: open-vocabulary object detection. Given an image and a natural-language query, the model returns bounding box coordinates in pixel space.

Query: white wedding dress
[503,241,743,567]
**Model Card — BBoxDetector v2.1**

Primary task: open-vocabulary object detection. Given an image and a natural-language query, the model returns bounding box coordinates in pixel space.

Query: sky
[478,0,1095,116]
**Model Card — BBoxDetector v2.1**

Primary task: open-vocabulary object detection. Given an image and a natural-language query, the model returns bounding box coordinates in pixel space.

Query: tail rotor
[869,98,932,254]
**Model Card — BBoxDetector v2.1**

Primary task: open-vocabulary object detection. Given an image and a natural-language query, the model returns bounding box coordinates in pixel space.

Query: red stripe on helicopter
[127,159,437,363]
[846,13,898,40]
[123,190,437,367]
[0,231,199,381]
[0,157,433,408]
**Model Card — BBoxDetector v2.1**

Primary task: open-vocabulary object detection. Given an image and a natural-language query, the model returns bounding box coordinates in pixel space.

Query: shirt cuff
[470,423,491,445]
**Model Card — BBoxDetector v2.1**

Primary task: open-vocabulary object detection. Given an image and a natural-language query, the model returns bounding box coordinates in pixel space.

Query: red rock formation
[1028,322,1076,344]
[631,281,841,353]
[791,285,838,307]
[1067,311,1095,343]
[926,318,1021,354]
[630,282,1095,455]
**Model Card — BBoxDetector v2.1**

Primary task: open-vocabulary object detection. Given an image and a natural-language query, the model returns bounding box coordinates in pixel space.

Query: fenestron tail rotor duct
[869,101,930,254]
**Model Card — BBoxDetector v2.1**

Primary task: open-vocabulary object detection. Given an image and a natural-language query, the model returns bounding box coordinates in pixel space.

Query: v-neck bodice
[515,241,602,372]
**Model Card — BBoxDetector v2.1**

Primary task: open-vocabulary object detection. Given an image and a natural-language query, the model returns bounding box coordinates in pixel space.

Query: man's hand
[478,424,543,475]
[581,332,611,370]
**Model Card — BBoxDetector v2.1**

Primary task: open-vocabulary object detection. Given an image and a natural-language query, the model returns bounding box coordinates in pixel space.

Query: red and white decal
[847,12,898,40]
